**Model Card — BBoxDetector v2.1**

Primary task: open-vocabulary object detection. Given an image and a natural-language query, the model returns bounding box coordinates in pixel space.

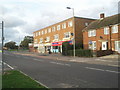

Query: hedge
[67,49,93,57]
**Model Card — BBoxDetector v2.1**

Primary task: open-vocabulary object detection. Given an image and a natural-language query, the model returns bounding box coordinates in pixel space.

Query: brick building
[33,17,95,53]
[83,14,120,54]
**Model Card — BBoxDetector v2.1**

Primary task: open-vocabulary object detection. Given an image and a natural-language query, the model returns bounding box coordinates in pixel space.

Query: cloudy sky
[0,0,119,45]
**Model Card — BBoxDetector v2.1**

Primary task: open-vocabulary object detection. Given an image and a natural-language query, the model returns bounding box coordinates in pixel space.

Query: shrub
[67,49,93,57]
[62,41,73,56]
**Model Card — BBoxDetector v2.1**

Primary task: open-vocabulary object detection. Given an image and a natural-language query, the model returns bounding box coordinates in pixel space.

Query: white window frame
[54,34,59,39]
[45,29,47,34]
[88,30,96,37]
[39,32,40,35]
[57,25,60,30]
[52,26,55,32]
[48,28,51,33]
[112,25,118,33]
[104,27,109,35]
[115,41,120,51]
[62,23,66,29]
[68,21,73,27]
[92,41,96,50]
[46,37,50,42]
[41,31,44,35]
[33,33,35,37]
[36,32,38,36]
[64,32,71,38]
[40,38,43,43]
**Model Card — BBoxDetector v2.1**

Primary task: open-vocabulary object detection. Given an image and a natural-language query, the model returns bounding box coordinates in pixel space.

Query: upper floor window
[88,30,96,37]
[68,21,73,27]
[40,38,43,43]
[85,22,89,26]
[38,32,40,35]
[54,34,59,39]
[112,25,118,33]
[33,33,35,37]
[46,37,50,42]
[57,25,60,30]
[62,23,66,29]
[41,31,44,35]
[64,32,71,38]
[34,39,37,43]
[104,27,109,35]
[45,29,47,34]
[52,27,55,32]
[36,32,38,36]
[48,28,51,33]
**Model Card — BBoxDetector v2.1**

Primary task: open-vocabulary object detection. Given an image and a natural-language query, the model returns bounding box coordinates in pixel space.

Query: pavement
[12,51,119,67]
[3,51,119,88]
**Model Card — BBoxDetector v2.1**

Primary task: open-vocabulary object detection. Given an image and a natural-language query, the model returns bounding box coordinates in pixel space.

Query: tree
[20,36,33,49]
[4,41,17,49]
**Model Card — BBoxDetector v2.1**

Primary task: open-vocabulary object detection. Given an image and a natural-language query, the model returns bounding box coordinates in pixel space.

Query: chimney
[100,13,105,19]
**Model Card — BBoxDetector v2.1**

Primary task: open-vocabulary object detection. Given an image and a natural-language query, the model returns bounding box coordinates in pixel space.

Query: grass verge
[2,70,48,89]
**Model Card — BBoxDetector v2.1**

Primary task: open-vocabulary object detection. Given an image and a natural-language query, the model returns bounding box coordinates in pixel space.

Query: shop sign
[52,40,72,46]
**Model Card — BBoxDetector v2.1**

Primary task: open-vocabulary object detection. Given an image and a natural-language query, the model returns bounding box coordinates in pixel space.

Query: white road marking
[2,61,14,69]
[50,61,71,66]
[95,59,119,62]
[105,70,119,73]
[33,58,43,62]
[85,67,104,71]
[85,67,120,74]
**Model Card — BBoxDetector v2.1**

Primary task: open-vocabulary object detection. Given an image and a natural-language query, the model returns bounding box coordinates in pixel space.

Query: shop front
[52,40,72,53]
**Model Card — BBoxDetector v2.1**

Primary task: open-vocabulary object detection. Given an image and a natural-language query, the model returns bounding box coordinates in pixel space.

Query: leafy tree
[20,36,33,49]
[4,41,17,49]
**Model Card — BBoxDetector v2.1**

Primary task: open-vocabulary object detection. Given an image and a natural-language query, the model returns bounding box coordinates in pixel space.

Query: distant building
[83,13,120,54]
[33,17,95,53]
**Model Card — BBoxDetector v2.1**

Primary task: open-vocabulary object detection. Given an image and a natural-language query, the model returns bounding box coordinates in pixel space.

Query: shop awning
[52,40,72,46]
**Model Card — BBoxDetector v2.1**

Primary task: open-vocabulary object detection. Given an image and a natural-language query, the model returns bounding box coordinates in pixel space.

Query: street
[3,51,119,88]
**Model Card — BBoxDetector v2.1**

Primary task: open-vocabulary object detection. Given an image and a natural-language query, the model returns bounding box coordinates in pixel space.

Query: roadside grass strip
[2,70,48,89]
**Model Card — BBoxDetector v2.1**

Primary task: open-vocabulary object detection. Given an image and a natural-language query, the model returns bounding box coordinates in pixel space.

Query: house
[33,16,95,53]
[83,13,120,54]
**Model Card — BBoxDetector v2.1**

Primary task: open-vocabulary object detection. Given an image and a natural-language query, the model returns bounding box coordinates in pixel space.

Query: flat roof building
[33,16,95,53]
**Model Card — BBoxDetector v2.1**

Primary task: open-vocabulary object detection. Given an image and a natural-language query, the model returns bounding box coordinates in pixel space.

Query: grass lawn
[2,70,48,89]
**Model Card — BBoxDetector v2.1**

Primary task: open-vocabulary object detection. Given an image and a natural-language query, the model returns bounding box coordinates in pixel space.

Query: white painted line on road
[85,67,104,71]
[64,64,71,66]
[85,67,120,74]
[50,61,71,67]
[105,70,119,73]
[107,64,119,67]
[3,62,14,69]
[95,59,119,62]
[33,58,44,62]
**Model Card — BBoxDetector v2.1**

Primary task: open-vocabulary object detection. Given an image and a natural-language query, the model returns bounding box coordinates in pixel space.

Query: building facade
[33,17,95,53]
[83,14,120,53]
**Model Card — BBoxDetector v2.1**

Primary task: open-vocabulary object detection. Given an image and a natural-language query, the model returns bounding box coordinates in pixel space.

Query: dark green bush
[67,49,93,57]
[62,41,73,56]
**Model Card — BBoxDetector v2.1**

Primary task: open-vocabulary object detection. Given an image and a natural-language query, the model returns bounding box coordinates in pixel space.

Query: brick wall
[33,17,95,45]
[83,25,120,51]
[75,18,95,44]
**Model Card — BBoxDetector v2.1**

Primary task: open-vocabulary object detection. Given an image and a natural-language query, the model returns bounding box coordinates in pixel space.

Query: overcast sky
[0,0,119,45]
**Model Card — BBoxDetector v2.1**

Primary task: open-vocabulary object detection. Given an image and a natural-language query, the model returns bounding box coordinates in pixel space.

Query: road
[3,51,119,88]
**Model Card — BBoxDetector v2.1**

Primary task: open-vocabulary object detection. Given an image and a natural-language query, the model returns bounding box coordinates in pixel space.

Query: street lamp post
[0,21,4,75]
[66,7,75,58]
